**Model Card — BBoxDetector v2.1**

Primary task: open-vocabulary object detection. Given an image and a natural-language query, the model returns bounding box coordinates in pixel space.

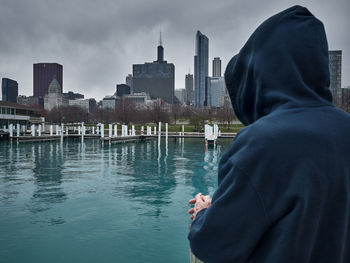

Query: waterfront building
[69,98,96,113]
[175,89,186,104]
[0,101,44,127]
[185,73,194,105]
[33,63,63,98]
[194,31,209,107]
[212,57,221,77]
[116,84,131,97]
[206,77,225,107]
[63,91,84,100]
[2,78,18,103]
[220,85,231,107]
[329,50,342,106]
[132,35,175,104]
[44,77,68,111]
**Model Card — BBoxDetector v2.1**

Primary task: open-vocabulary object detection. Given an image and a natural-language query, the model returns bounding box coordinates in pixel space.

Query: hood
[224,5,333,126]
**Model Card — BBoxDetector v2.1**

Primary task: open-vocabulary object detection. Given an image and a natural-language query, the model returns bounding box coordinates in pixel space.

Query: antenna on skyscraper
[159,31,163,46]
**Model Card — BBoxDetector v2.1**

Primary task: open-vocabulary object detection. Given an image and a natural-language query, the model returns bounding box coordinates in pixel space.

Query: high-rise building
[194,31,209,107]
[185,73,194,104]
[132,34,175,104]
[206,77,225,107]
[63,91,84,100]
[126,74,133,92]
[33,63,63,98]
[212,57,221,77]
[2,78,18,102]
[329,50,342,106]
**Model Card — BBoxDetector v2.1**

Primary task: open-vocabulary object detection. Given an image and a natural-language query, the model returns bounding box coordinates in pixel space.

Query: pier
[2,122,237,144]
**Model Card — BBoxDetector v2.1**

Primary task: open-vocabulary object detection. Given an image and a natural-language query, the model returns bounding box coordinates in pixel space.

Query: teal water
[0,138,232,263]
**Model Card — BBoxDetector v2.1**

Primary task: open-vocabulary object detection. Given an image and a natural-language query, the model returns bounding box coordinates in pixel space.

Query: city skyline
[0,0,349,101]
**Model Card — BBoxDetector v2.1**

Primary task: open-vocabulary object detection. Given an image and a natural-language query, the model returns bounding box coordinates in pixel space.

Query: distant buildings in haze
[2,78,18,103]
[212,57,221,77]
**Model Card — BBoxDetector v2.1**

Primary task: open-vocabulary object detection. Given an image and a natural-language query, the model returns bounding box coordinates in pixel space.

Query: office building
[124,92,150,108]
[63,91,84,100]
[329,50,342,106]
[33,63,63,98]
[185,73,194,105]
[116,84,131,97]
[132,35,175,104]
[212,57,221,77]
[194,31,209,107]
[17,95,44,109]
[2,78,18,103]
[206,77,225,107]
[69,98,96,113]
[102,96,118,110]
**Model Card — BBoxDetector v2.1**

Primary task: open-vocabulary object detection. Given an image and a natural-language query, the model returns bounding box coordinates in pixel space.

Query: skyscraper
[185,73,194,104]
[33,63,63,98]
[328,50,342,106]
[212,57,221,77]
[194,31,209,107]
[132,34,175,104]
[2,78,18,102]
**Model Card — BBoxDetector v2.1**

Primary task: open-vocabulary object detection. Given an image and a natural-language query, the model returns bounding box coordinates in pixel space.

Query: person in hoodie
[188,5,350,263]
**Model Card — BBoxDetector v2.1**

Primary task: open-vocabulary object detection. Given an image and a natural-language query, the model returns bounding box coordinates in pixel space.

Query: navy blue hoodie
[188,5,350,263]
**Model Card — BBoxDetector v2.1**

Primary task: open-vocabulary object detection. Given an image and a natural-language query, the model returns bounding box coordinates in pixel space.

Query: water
[0,138,232,263]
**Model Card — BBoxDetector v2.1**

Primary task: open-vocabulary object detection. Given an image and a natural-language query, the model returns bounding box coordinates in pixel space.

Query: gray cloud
[0,0,349,100]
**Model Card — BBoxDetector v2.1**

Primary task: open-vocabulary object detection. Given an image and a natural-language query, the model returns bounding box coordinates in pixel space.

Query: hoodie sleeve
[188,160,270,263]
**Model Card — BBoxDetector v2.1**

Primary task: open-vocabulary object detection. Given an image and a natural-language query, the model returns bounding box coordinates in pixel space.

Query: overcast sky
[0,0,349,101]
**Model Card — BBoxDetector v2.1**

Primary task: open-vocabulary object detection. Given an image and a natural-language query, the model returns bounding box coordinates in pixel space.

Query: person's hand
[188,193,211,220]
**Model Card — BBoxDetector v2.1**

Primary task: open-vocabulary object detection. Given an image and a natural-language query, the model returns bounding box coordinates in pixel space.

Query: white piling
[109,124,112,138]
[132,125,135,136]
[92,126,95,135]
[56,125,59,135]
[82,123,86,136]
[78,126,81,135]
[141,126,144,135]
[16,124,20,137]
[9,124,13,137]
[61,124,64,138]
[114,124,117,137]
[165,123,168,141]
[182,125,185,137]
[22,125,26,133]
[101,124,104,138]
[154,126,156,135]
[31,125,35,136]
[66,126,69,136]
[50,125,53,136]
[38,124,42,136]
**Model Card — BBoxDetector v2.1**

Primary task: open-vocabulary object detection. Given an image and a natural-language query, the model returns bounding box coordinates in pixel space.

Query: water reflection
[30,142,67,217]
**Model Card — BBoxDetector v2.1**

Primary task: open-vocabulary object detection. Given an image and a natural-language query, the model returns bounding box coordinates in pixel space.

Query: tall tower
[33,63,63,98]
[157,31,164,62]
[194,31,209,107]
[328,50,342,106]
[212,57,221,77]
